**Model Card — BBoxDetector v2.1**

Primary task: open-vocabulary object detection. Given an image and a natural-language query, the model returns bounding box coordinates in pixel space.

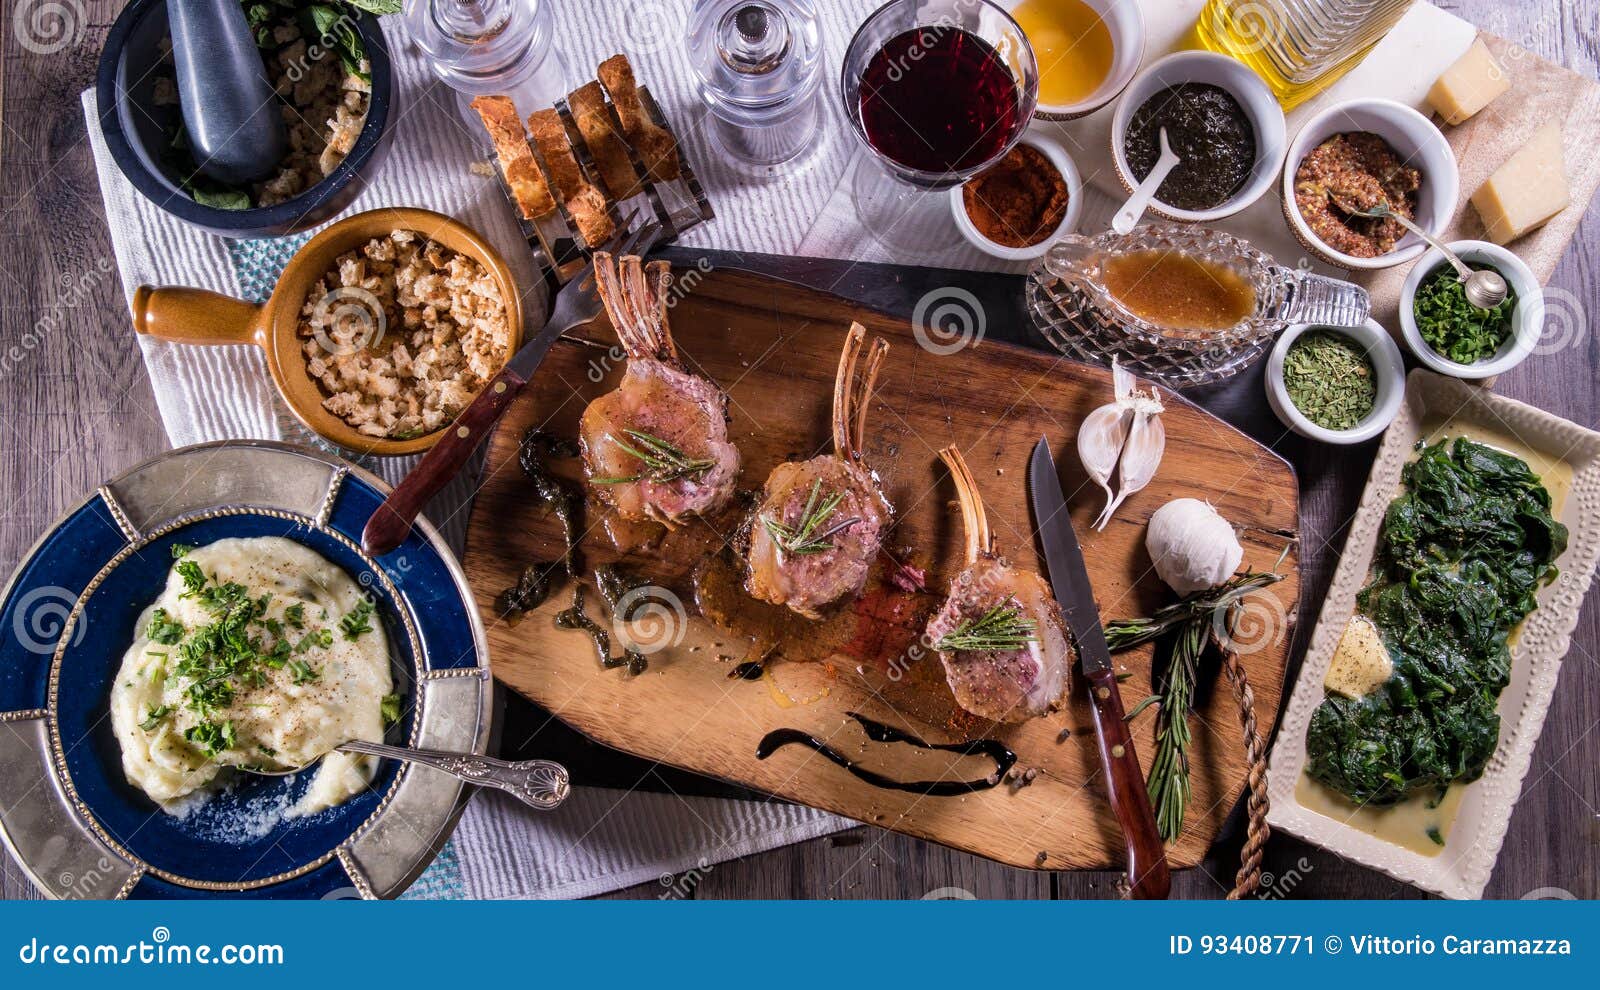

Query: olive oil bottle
[1194,0,1414,110]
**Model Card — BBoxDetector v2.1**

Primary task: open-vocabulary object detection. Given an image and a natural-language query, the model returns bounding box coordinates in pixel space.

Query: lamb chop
[925,446,1074,723]
[579,253,740,525]
[745,324,891,618]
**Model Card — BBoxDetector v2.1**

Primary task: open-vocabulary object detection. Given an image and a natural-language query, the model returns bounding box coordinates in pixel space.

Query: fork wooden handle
[361,368,528,556]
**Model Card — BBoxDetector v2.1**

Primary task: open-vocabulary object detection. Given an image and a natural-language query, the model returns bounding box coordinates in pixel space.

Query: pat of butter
[1471,123,1570,244]
[1427,38,1511,125]
[1325,616,1393,699]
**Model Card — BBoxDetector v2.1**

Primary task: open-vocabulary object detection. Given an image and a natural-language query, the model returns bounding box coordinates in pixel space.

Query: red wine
[858,26,1021,175]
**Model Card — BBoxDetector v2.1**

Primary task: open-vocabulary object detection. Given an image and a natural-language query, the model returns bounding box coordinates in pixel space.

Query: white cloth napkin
[82,0,1469,898]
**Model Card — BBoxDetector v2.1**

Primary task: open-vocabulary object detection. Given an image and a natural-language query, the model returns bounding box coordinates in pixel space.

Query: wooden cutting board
[462,267,1300,871]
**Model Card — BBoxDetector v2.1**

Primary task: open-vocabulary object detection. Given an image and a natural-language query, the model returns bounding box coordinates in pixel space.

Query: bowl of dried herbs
[1266,319,1405,444]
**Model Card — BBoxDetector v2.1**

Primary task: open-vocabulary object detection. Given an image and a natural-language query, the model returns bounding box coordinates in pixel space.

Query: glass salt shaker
[688,0,824,173]
[404,0,570,122]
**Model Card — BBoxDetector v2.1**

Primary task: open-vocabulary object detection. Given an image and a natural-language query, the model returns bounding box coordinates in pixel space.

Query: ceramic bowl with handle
[131,208,524,458]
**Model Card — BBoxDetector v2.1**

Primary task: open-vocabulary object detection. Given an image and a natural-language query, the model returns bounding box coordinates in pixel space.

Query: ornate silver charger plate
[0,440,491,899]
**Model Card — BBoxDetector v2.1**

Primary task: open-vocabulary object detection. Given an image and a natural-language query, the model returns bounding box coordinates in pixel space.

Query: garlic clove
[1077,402,1129,515]
[1080,361,1167,531]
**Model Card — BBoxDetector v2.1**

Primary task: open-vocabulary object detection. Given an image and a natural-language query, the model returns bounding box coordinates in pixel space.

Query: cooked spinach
[1306,438,1566,806]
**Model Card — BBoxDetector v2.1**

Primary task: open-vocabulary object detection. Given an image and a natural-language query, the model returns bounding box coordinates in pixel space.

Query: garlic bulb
[1077,361,1166,531]
[1146,498,1243,595]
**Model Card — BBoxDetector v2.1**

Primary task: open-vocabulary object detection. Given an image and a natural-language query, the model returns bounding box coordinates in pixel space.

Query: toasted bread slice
[598,54,680,183]
[527,108,615,248]
[568,81,641,199]
[470,95,556,220]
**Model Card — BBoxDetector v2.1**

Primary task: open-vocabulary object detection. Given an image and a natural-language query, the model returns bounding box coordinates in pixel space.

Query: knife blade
[1028,437,1170,900]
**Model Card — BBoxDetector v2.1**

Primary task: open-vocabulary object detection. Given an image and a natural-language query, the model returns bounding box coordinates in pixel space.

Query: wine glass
[841,0,1039,256]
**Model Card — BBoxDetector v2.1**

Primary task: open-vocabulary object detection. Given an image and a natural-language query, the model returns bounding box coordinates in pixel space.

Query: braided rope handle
[1222,646,1270,899]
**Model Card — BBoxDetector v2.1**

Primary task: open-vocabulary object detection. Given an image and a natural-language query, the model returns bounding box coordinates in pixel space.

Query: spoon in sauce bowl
[247,741,571,811]
[1112,127,1181,235]
[1329,193,1508,309]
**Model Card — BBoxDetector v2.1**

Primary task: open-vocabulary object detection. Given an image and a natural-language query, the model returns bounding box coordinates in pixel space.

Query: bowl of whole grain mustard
[1265,320,1405,444]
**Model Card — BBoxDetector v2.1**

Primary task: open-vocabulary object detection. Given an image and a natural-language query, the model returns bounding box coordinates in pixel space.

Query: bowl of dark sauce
[96,0,395,239]
[1110,50,1286,224]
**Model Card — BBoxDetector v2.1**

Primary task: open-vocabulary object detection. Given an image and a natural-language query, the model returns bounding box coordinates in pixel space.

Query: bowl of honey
[1010,0,1143,121]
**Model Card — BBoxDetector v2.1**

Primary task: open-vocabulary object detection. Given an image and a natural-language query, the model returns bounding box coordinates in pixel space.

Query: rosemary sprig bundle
[761,478,856,556]
[1111,563,1286,843]
[935,603,1038,653]
[592,429,715,485]
[1125,617,1202,842]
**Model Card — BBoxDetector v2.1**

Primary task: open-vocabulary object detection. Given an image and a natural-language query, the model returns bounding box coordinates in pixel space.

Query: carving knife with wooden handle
[1028,437,1171,899]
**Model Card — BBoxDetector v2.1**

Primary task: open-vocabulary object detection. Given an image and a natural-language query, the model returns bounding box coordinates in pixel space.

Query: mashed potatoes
[110,538,395,817]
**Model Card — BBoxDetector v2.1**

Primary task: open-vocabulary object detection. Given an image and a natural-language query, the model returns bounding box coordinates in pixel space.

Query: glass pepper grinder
[688,0,824,173]
[404,0,570,123]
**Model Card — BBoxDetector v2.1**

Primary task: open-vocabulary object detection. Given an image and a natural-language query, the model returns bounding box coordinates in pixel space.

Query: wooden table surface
[2,1,1595,900]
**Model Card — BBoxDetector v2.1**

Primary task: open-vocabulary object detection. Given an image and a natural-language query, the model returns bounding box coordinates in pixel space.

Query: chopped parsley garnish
[283,603,306,629]
[175,560,207,597]
[288,658,321,685]
[139,705,173,732]
[340,599,376,640]
[147,608,184,645]
[381,693,403,727]
[170,543,194,559]
[184,720,236,757]
[296,629,334,652]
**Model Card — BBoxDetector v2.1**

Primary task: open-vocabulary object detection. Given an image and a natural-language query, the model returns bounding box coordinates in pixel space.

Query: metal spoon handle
[338,740,571,810]
[1383,210,1474,280]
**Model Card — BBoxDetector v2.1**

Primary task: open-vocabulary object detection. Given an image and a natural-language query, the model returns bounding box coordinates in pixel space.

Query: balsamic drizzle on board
[757,712,1017,796]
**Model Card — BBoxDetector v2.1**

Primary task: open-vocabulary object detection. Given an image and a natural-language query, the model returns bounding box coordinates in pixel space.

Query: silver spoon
[1332,194,1509,308]
[1113,127,1181,235]
[249,741,571,811]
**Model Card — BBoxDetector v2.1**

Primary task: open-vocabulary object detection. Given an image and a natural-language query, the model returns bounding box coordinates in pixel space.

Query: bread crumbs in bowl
[300,231,513,441]
[131,208,523,457]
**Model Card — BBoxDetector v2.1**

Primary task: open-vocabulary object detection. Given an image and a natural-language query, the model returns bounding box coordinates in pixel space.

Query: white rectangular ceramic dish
[1267,370,1600,898]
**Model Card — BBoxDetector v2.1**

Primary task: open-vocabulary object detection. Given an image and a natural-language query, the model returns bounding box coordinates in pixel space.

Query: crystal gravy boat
[1040,225,1372,353]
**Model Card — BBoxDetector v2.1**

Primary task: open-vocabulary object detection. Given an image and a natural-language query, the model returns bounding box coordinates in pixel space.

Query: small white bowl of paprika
[950,132,1082,262]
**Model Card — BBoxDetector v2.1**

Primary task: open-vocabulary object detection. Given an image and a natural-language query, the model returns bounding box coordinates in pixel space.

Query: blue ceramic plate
[0,441,490,898]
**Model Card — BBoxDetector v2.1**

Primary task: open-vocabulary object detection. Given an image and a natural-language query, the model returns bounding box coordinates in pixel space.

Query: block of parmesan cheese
[1471,123,1569,244]
[1427,38,1511,125]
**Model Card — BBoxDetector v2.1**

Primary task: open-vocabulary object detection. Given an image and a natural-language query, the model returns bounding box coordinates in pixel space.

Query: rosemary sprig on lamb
[934,602,1038,653]
[760,478,858,556]
[591,429,717,485]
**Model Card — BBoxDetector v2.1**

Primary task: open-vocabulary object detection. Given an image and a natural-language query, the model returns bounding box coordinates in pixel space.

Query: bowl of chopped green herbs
[1266,319,1405,444]
[1399,240,1543,380]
